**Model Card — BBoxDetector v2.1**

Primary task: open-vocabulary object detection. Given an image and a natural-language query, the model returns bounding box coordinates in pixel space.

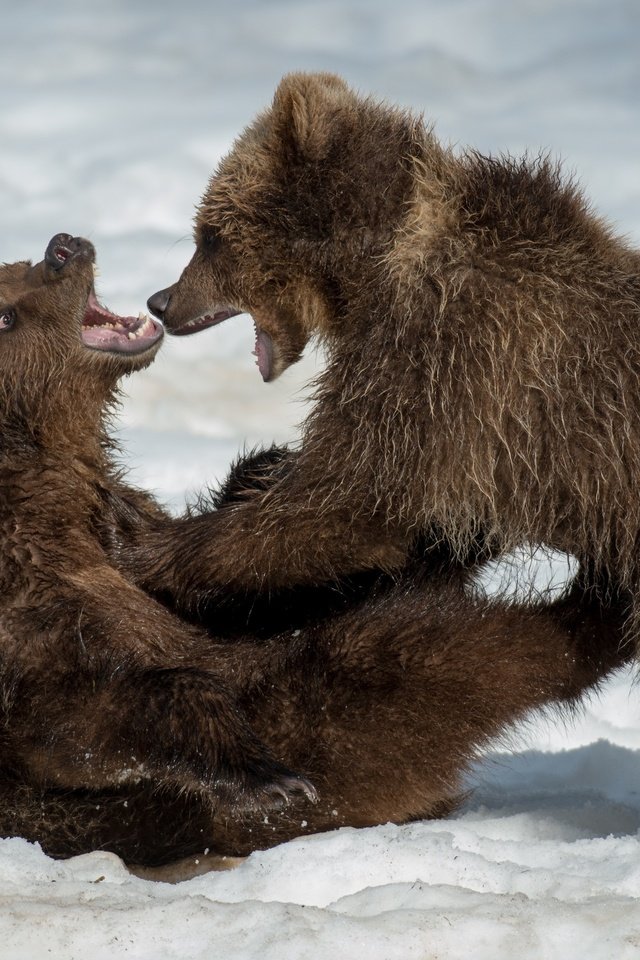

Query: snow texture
[1,1,640,957]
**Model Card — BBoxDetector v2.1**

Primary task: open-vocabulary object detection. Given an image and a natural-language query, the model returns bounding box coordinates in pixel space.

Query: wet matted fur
[0,553,630,866]
[0,240,631,867]
[0,237,315,814]
[138,71,640,650]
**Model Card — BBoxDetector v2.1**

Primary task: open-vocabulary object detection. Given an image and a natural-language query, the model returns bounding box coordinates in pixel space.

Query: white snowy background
[2,1,640,956]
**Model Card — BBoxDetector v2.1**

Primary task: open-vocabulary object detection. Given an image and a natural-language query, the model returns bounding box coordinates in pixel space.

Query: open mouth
[82,289,164,356]
[171,308,275,381]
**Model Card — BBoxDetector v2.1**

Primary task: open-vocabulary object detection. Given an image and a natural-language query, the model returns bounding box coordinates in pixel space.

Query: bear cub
[0,234,313,812]
[139,72,640,654]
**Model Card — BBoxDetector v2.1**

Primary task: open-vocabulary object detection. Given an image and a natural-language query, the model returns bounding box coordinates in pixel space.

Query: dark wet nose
[147,287,172,320]
[45,234,96,270]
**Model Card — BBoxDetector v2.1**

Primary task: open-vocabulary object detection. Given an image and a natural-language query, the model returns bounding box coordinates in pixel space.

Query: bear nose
[45,234,96,270]
[147,287,172,320]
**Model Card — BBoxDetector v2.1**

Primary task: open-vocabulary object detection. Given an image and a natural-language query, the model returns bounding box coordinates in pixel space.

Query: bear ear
[271,72,351,161]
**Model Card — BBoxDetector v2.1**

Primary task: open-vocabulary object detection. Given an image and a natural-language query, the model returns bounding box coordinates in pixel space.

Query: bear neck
[0,377,116,472]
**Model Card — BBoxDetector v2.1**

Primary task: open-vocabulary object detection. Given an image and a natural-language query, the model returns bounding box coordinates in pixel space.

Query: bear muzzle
[45,234,96,272]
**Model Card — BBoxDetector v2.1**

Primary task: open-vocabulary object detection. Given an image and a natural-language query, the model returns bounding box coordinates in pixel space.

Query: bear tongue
[253,328,273,382]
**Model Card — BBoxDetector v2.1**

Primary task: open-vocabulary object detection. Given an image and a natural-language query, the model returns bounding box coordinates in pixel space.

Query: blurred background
[2,0,639,508]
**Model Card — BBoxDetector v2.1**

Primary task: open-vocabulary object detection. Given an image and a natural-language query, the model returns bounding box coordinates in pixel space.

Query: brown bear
[137,71,640,650]
[0,233,316,812]
[0,238,630,874]
[0,500,630,869]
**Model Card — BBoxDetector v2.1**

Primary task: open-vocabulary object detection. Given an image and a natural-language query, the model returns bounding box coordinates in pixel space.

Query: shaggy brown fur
[0,234,629,870]
[0,555,630,866]
[0,236,315,812]
[140,71,640,647]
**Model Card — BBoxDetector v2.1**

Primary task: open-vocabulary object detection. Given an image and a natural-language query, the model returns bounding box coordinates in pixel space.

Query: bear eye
[0,309,15,331]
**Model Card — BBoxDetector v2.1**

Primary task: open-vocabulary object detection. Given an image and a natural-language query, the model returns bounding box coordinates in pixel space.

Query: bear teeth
[127,316,152,339]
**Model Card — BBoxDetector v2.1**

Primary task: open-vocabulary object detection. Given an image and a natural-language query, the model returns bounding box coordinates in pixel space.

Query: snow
[1,1,640,957]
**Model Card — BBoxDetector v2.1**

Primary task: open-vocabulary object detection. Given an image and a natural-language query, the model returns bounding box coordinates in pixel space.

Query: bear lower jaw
[81,290,164,357]
[253,325,274,381]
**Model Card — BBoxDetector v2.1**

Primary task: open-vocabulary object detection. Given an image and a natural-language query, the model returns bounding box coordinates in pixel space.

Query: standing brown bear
[136,71,640,645]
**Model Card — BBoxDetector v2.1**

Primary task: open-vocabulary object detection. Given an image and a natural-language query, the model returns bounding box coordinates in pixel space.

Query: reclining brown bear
[0,236,631,871]
[136,71,640,652]
[0,234,314,812]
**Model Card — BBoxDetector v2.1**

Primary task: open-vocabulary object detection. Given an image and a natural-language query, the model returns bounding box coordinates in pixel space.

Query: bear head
[0,234,163,437]
[148,72,423,381]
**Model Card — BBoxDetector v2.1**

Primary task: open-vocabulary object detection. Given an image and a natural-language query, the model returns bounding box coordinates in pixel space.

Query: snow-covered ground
[2,1,640,956]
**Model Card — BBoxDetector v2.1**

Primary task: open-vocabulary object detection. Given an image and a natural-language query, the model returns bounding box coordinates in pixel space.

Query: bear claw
[265,775,318,807]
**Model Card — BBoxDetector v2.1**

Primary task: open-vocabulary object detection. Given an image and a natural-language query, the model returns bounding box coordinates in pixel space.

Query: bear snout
[147,286,172,321]
[45,234,96,271]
